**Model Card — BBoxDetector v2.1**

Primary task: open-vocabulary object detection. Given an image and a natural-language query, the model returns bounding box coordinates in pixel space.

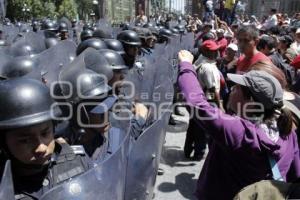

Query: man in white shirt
[136,10,148,25]
[194,40,221,105]
[290,28,300,56]
[263,8,278,30]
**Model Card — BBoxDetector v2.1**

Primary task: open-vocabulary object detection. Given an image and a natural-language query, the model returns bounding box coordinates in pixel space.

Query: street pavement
[154,108,206,200]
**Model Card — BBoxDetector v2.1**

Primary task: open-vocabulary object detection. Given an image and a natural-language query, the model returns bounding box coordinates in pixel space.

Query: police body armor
[13,143,89,200]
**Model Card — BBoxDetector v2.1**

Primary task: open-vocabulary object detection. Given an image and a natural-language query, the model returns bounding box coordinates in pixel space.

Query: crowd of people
[178,5,300,200]
[0,2,299,200]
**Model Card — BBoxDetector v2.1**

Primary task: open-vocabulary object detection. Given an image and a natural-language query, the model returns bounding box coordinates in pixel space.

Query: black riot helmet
[149,26,160,37]
[93,28,111,39]
[43,20,58,32]
[170,27,180,36]
[120,22,131,30]
[83,23,92,31]
[71,18,77,24]
[16,22,22,27]
[0,56,37,79]
[117,30,142,47]
[158,28,173,43]
[59,68,111,104]
[83,49,114,81]
[174,24,185,34]
[99,49,128,71]
[104,39,125,55]
[10,44,38,57]
[159,28,173,38]
[135,27,154,40]
[76,38,107,56]
[0,40,7,47]
[58,22,68,33]
[135,22,142,27]
[143,22,155,29]
[45,37,59,49]
[0,78,61,129]
[32,20,39,32]
[80,29,94,42]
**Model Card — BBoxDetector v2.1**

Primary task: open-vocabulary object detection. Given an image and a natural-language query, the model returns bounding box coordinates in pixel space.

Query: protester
[177,49,300,200]
[236,25,271,73]
[216,28,228,57]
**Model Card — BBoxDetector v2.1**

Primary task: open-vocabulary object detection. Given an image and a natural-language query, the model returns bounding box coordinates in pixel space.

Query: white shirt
[194,55,221,93]
[263,14,278,29]
[290,42,300,55]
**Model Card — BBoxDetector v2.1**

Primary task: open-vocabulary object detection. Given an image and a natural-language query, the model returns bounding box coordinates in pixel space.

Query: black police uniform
[6,143,90,200]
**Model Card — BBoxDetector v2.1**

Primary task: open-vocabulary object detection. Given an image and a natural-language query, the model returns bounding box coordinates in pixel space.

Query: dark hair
[201,49,218,60]
[250,61,293,136]
[268,26,280,35]
[202,32,215,41]
[237,25,259,40]
[271,8,277,13]
[257,36,276,51]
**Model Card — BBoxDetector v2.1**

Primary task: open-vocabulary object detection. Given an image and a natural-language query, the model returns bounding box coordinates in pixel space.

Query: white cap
[296,28,300,34]
[227,43,238,52]
[216,29,225,34]
[224,32,233,38]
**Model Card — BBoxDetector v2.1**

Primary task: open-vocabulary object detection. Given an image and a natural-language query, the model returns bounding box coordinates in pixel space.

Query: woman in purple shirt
[177,50,300,200]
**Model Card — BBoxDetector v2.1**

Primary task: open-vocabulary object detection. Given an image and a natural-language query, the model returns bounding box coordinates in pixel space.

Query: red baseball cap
[201,40,220,51]
[290,54,300,69]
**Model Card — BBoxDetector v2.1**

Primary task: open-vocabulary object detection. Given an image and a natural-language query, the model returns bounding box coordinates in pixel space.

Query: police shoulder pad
[70,145,86,156]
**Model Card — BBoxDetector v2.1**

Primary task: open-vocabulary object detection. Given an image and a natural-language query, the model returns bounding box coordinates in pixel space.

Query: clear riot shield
[152,43,165,59]
[3,25,19,45]
[59,17,73,39]
[0,161,15,200]
[124,74,174,200]
[121,65,143,103]
[181,32,194,51]
[95,18,113,38]
[0,49,13,76]
[11,32,46,54]
[40,117,131,200]
[124,118,166,200]
[136,55,156,104]
[112,27,122,38]
[34,40,76,87]
[168,37,180,84]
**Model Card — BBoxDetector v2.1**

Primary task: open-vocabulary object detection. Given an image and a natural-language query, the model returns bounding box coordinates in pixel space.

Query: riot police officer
[76,38,107,55]
[137,28,157,56]
[104,39,125,55]
[32,20,39,32]
[58,22,69,40]
[80,29,94,42]
[0,56,38,79]
[97,49,151,139]
[0,78,91,200]
[117,30,142,68]
[157,28,173,44]
[42,20,58,38]
[56,67,112,160]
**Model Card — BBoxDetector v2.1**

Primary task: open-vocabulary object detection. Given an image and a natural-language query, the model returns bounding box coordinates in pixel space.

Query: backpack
[234,180,300,200]
[234,156,300,200]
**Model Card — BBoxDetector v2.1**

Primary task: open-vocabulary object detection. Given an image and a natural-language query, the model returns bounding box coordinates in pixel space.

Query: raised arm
[177,50,263,150]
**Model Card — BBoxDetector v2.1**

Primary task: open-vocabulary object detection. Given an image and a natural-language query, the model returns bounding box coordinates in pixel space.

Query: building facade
[241,0,300,18]
[105,0,169,23]
[185,0,203,16]
[106,0,135,23]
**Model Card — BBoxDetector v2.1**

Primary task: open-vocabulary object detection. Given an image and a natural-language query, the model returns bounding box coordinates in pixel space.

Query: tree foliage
[58,0,77,19]
[6,0,79,20]
[74,0,95,19]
